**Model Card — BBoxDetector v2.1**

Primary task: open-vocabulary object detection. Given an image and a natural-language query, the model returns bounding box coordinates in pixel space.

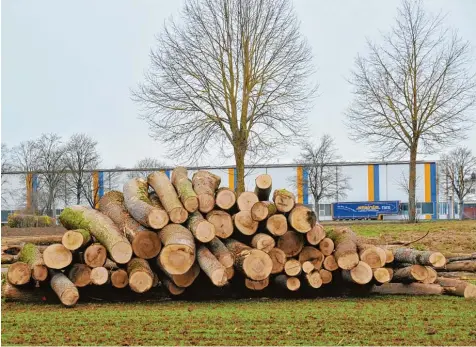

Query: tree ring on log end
[111,241,133,264]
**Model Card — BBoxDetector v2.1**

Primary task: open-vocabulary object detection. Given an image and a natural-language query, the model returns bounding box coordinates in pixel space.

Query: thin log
[225,266,235,280]
[298,246,324,270]
[111,269,129,289]
[277,230,304,258]
[284,259,302,276]
[192,170,221,213]
[306,224,326,246]
[224,239,272,280]
[207,237,234,268]
[90,267,109,285]
[265,214,288,236]
[187,211,216,243]
[158,224,195,275]
[251,201,276,222]
[68,263,91,287]
[233,211,258,236]
[319,269,333,284]
[43,244,72,270]
[17,243,47,281]
[251,233,276,253]
[436,277,476,299]
[160,276,185,296]
[61,229,91,251]
[305,270,322,289]
[245,277,269,291]
[197,246,227,287]
[127,258,154,293]
[254,174,272,201]
[288,204,316,233]
[83,243,107,268]
[50,270,80,307]
[392,265,428,283]
[206,210,233,239]
[371,283,444,296]
[302,261,315,274]
[171,167,199,213]
[327,227,359,270]
[342,261,373,284]
[323,255,339,271]
[439,261,476,272]
[393,248,446,268]
[274,274,300,291]
[358,244,386,269]
[318,238,334,256]
[237,191,259,212]
[436,271,476,280]
[215,188,236,211]
[373,268,392,284]
[148,172,188,224]
[268,248,286,274]
[273,189,295,213]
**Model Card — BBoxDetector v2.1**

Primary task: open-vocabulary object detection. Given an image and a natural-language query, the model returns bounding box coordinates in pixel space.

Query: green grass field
[2,297,476,346]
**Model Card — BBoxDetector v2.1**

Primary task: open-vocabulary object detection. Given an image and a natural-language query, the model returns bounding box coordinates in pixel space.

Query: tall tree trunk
[76,182,81,205]
[459,201,464,220]
[408,143,418,223]
[314,197,320,222]
[234,147,246,194]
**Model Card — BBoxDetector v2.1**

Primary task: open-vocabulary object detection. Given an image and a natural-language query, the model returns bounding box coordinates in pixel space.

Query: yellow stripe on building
[424,163,431,219]
[367,165,374,201]
[26,173,33,211]
[228,168,235,191]
[297,167,303,204]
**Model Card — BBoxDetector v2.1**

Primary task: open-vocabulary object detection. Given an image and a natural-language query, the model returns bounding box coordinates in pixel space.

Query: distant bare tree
[440,147,476,220]
[346,0,476,222]
[294,135,350,220]
[64,134,101,205]
[127,158,167,179]
[1,143,12,205]
[133,0,317,193]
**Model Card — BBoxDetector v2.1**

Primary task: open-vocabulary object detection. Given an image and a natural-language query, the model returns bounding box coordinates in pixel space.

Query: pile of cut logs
[2,168,476,306]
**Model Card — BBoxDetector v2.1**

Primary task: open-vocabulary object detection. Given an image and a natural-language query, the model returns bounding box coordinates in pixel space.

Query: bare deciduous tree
[346,0,476,222]
[440,147,476,220]
[127,158,166,179]
[1,143,13,205]
[133,0,316,193]
[294,135,350,220]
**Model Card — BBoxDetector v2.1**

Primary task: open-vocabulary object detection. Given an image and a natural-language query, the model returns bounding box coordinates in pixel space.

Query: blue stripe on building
[430,163,437,220]
[373,164,380,201]
[165,170,171,179]
[98,171,104,198]
[303,167,309,205]
[32,174,39,192]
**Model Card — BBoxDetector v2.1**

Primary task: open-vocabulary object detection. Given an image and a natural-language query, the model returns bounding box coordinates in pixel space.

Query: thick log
[284,259,302,276]
[83,243,107,268]
[206,210,233,239]
[207,237,234,268]
[90,267,109,285]
[251,201,276,222]
[323,255,339,271]
[306,224,326,245]
[319,269,333,284]
[265,214,288,236]
[67,263,91,287]
[254,174,272,201]
[245,277,269,291]
[436,277,476,299]
[277,230,304,257]
[371,283,444,296]
[59,206,133,264]
[43,244,72,270]
[224,239,272,280]
[187,211,216,243]
[342,261,373,284]
[274,274,300,291]
[225,266,235,280]
[215,188,236,211]
[439,261,476,272]
[233,211,258,236]
[251,233,276,253]
[268,248,286,274]
[192,170,221,213]
[127,258,154,293]
[171,167,199,213]
[327,227,359,270]
[305,270,322,289]
[298,246,324,270]
[122,178,169,229]
[358,244,386,269]
[318,238,334,256]
[98,191,162,259]
[160,276,185,296]
[17,243,47,281]
[373,268,392,284]
[237,192,259,212]
[273,189,295,213]
[197,246,227,287]
[50,270,80,307]
[392,265,428,283]
[393,248,446,268]
[7,262,31,285]
[158,224,195,275]
[148,172,188,224]
[61,229,91,251]
[288,204,316,233]
[422,266,437,284]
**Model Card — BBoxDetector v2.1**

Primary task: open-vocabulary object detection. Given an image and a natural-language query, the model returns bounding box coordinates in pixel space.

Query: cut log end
[194,221,216,243]
[337,253,359,270]
[288,205,315,233]
[91,267,109,285]
[319,269,332,284]
[147,209,169,230]
[68,264,91,287]
[242,249,273,281]
[373,268,391,284]
[266,214,287,236]
[251,233,275,253]
[302,261,315,274]
[159,245,195,275]
[62,231,84,251]
[43,244,73,270]
[84,244,107,268]
[61,288,80,307]
[206,211,233,239]
[237,192,259,212]
[132,231,162,260]
[169,207,189,224]
[343,261,373,285]
[429,252,446,268]
[129,272,153,293]
[245,277,269,291]
[183,197,199,213]
[306,224,326,245]
[7,262,31,285]
[305,271,323,288]
[323,255,339,271]
[284,259,302,276]
[215,189,236,210]
[268,248,286,274]
[234,211,258,236]
[287,277,301,291]
[198,194,215,213]
[273,190,295,213]
[319,238,334,256]
[110,241,133,264]
[111,269,129,289]
[251,202,269,222]
[32,265,48,282]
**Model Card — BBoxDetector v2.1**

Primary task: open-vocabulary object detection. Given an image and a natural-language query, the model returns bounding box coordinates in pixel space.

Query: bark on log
[274,274,300,291]
[273,189,295,213]
[225,266,235,280]
[288,204,316,233]
[392,265,428,283]
[265,214,288,236]
[306,224,326,245]
[233,211,258,236]
[436,277,476,299]
[358,244,386,269]
[192,170,221,213]
[83,243,107,268]
[158,261,200,288]
[251,201,276,222]
[171,167,199,213]
[7,262,31,285]
[206,210,233,239]
[148,172,189,224]
[393,248,446,268]
[384,248,394,263]
[17,243,47,281]
[59,206,133,264]
[298,246,324,270]
[90,267,109,285]
[327,228,359,270]
[215,188,236,211]
[187,211,216,243]
[224,239,272,280]
[277,230,304,258]
[127,258,154,293]
[245,277,269,291]
[237,192,259,212]
[251,233,276,253]
[318,238,334,256]
[2,282,58,303]
[342,261,373,285]
[67,263,91,287]
[207,237,234,268]
[371,283,444,296]
[284,259,302,276]
[254,174,272,201]
[43,244,72,270]
[319,269,333,284]
[436,271,476,279]
[305,270,322,289]
[50,270,80,307]
[160,276,185,296]
[61,229,91,251]
[421,266,437,284]
[158,224,195,275]
[98,191,162,259]
[439,261,476,272]
[197,246,227,287]
[323,255,339,272]
[373,268,392,284]
[268,248,286,274]
[122,178,169,229]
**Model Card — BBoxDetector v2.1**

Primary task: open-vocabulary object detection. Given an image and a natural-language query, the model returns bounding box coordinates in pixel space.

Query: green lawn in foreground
[2,296,476,346]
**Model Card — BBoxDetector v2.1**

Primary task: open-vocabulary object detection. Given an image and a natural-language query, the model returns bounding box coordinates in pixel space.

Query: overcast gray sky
[2,0,475,169]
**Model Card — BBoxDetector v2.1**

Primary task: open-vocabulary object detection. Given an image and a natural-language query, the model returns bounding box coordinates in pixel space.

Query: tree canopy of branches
[440,147,476,220]
[1,143,12,204]
[295,135,350,220]
[133,0,316,193]
[346,0,476,222]
[127,157,166,179]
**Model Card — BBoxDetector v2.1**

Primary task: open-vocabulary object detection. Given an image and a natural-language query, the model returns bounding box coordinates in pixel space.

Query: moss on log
[288,204,316,233]
[17,243,47,281]
[171,167,199,213]
[327,227,359,270]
